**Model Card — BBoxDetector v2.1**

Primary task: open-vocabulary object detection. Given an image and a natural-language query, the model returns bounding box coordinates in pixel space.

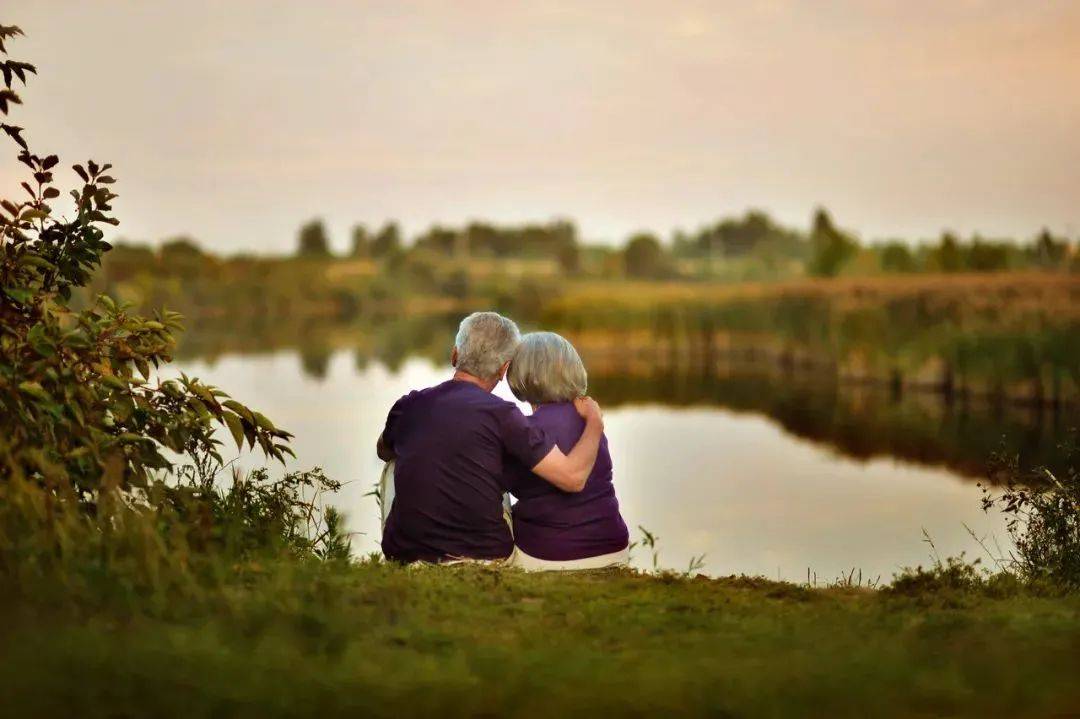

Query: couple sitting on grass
[376,311,630,570]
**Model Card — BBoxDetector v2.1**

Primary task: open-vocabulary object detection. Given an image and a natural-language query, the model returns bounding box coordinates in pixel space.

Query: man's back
[380,379,553,563]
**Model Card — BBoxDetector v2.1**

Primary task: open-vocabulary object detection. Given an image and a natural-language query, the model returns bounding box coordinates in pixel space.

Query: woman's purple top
[504,402,629,561]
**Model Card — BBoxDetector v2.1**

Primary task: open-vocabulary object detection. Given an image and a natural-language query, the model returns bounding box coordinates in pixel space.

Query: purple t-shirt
[504,402,629,561]
[380,379,555,563]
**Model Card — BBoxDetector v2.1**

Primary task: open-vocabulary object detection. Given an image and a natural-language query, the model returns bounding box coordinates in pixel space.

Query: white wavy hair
[508,331,588,404]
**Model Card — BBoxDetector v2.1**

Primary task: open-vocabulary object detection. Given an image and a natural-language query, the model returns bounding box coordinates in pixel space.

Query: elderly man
[376,311,604,564]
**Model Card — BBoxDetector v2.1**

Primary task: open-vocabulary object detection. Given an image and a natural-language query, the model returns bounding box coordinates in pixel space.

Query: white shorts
[508,545,630,572]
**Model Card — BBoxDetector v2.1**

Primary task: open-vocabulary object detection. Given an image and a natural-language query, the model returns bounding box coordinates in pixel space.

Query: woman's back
[505,402,629,561]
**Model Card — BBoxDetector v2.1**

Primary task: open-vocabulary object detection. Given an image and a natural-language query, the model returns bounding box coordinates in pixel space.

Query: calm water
[164,348,1059,581]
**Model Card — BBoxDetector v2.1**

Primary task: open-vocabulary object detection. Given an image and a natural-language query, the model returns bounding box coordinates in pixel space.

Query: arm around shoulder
[530,397,604,493]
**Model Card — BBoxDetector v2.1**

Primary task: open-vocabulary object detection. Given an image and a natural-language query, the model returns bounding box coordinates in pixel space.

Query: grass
[3,560,1079,718]
[547,272,1080,406]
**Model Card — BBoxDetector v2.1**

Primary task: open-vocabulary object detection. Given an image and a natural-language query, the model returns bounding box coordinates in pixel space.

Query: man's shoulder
[394,380,451,406]
[392,380,527,417]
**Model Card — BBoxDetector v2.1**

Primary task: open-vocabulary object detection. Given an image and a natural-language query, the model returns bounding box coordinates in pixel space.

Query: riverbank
[547,272,1080,407]
[3,561,1079,717]
[119,271,1080,409]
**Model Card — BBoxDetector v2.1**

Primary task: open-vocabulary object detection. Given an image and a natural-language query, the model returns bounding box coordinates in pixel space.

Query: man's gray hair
[454,311,521,380]
[508,332,588,404]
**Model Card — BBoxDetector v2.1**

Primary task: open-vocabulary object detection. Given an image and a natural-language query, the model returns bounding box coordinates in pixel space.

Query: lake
[169,344,1076,581]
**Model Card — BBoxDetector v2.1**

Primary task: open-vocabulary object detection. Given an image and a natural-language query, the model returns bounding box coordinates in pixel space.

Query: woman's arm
[530,397,603,493]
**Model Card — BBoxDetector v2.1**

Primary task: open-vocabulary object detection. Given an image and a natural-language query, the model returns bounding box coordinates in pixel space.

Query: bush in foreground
[981,433,1080,589]
[0,23,344,603]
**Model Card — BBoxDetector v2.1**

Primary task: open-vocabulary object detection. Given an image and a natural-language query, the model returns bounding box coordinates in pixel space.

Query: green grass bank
[3,561,1080,718]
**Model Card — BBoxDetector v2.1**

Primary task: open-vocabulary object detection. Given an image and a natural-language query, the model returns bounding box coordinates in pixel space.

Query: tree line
[288,208,1076,279]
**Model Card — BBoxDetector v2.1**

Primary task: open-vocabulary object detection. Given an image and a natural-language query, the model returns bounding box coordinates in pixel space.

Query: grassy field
[3,561,1080,718]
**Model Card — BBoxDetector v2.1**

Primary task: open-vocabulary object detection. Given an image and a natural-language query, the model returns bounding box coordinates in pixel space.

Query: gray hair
[454,312,521,380]
[508,332,588,404]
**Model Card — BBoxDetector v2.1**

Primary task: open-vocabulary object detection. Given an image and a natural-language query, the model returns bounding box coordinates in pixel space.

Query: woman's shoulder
[525,403,586,451]
[529,401,582,426]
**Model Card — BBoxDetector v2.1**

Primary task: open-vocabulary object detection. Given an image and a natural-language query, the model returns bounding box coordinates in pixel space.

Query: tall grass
[0,458,349,614]
[548,273,1080,405]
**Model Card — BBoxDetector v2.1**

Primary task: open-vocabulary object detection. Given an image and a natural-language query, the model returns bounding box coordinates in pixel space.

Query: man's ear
[450,347,459,368]
[498,360,511,380]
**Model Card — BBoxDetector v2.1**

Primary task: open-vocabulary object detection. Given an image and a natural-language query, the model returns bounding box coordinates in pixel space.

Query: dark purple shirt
[380,379,555,563]
[505,402,629,561]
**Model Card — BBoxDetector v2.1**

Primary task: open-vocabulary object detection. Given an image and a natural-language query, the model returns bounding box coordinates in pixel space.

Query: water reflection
[184,317,1074,482]
[587,363,1071,480]
[169,351,1016,580]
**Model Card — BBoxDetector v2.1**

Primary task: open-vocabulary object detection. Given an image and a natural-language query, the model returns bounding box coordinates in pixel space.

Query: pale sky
[3,1,1078,253]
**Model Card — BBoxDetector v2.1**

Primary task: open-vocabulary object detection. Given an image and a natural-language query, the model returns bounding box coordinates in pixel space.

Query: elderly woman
[504,332,630,570]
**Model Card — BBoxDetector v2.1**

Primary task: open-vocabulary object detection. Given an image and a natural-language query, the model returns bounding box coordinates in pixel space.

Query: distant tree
[349,224,370,258]
[557,243,581,274]
[465,222,498,257]
[671,229,696,258]
[550,219,580,273]
[160,235,203,260]
[1031,228,1068,268]
[159,236,206,281]
[371,221,402,259]
[623,232,667,278]
[879,241,917,273]
[297,219,331,257]
[719,210,771,256]
[414,225,457,256]
[967,236,1010,272]
[933,232,964,273]
[807,208,858,277]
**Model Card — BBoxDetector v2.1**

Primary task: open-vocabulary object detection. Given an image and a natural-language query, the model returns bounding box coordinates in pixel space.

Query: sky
[2,1,1079,253]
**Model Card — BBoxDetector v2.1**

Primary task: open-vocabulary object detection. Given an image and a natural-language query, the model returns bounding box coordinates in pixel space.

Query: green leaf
[223,412,245,451]
[187,396,210,417]
[17,254,56,271]
[101,374,128,391]
[27,323,54,357]
[18,381,49,401]
[192,383,217,407]
[61,330,91,349]
[252,411,276,432]
[2,286,33,304]
[222,399,254,424]
[133,356,150,380]
[19,207,46,221]
[242,419,257,450]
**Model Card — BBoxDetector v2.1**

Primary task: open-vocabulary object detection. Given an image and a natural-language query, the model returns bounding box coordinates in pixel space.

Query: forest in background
[86,210,1080,408]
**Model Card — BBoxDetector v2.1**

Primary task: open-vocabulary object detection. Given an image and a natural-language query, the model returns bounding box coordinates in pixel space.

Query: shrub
[0,24,344,594]
[981,432,1080,589]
